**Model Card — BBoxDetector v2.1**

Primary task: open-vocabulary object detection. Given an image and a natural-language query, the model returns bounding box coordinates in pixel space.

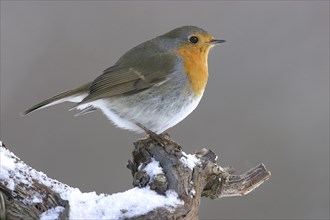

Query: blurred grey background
[1,1,329,219]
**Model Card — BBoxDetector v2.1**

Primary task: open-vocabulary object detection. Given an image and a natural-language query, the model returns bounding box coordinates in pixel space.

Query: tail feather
[20,82,91,116]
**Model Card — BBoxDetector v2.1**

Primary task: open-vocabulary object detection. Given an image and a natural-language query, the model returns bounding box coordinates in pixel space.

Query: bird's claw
[136,123,182,153]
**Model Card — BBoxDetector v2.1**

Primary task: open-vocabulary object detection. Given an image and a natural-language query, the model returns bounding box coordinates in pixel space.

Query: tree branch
[0,136,271,219]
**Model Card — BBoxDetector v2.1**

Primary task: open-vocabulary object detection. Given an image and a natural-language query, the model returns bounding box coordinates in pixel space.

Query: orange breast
[176,44,211,96]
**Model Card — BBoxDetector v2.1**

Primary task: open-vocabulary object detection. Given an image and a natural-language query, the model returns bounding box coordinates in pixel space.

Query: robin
[21,26,225,140]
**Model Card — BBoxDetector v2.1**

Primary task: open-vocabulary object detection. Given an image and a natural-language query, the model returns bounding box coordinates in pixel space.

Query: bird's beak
[210,39,226,45]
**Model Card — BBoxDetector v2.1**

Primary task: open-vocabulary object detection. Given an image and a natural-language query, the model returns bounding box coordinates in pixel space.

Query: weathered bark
[127,135,270,219]
[0,136,271,219]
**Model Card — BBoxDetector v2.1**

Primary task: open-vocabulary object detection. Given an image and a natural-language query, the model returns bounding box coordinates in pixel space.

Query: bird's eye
[189,36,198,44]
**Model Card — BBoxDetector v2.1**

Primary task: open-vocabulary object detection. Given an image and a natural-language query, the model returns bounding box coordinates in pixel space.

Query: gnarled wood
[127,135,271,219]
[0,136,270,219]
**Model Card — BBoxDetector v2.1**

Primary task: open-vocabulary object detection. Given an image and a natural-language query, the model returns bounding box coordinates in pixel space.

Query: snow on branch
[0,135,271,219]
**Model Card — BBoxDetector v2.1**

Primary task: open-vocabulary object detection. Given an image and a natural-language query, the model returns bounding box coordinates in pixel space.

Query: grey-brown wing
[79,53,177,105]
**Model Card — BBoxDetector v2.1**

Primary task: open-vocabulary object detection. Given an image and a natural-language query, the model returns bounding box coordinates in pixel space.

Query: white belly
[77,94,202,134]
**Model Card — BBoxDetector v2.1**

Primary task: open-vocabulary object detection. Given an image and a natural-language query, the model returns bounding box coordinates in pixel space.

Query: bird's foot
[157,132,182,152]
[136,123,182,153]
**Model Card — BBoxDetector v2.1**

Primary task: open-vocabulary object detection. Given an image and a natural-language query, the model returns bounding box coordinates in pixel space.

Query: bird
[21,26,225,138]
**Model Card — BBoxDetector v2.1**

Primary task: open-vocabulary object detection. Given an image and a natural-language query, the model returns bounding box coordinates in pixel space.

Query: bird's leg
[135,123,182,152]
[135,122,165,146]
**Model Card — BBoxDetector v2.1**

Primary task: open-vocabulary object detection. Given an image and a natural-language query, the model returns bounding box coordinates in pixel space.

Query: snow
[190,188,196,198]
[6,179,15,190]
[0,146,17,190]
[32,195,43,203]
[65,187,182,219]
[0,143,183,219]
[0,147,16,171]
[180,152,201,170]
[40,206,65,220]
[143,158,164,180]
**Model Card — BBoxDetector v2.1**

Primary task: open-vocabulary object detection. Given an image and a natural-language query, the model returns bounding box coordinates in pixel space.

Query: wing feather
[79,53,177,105]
